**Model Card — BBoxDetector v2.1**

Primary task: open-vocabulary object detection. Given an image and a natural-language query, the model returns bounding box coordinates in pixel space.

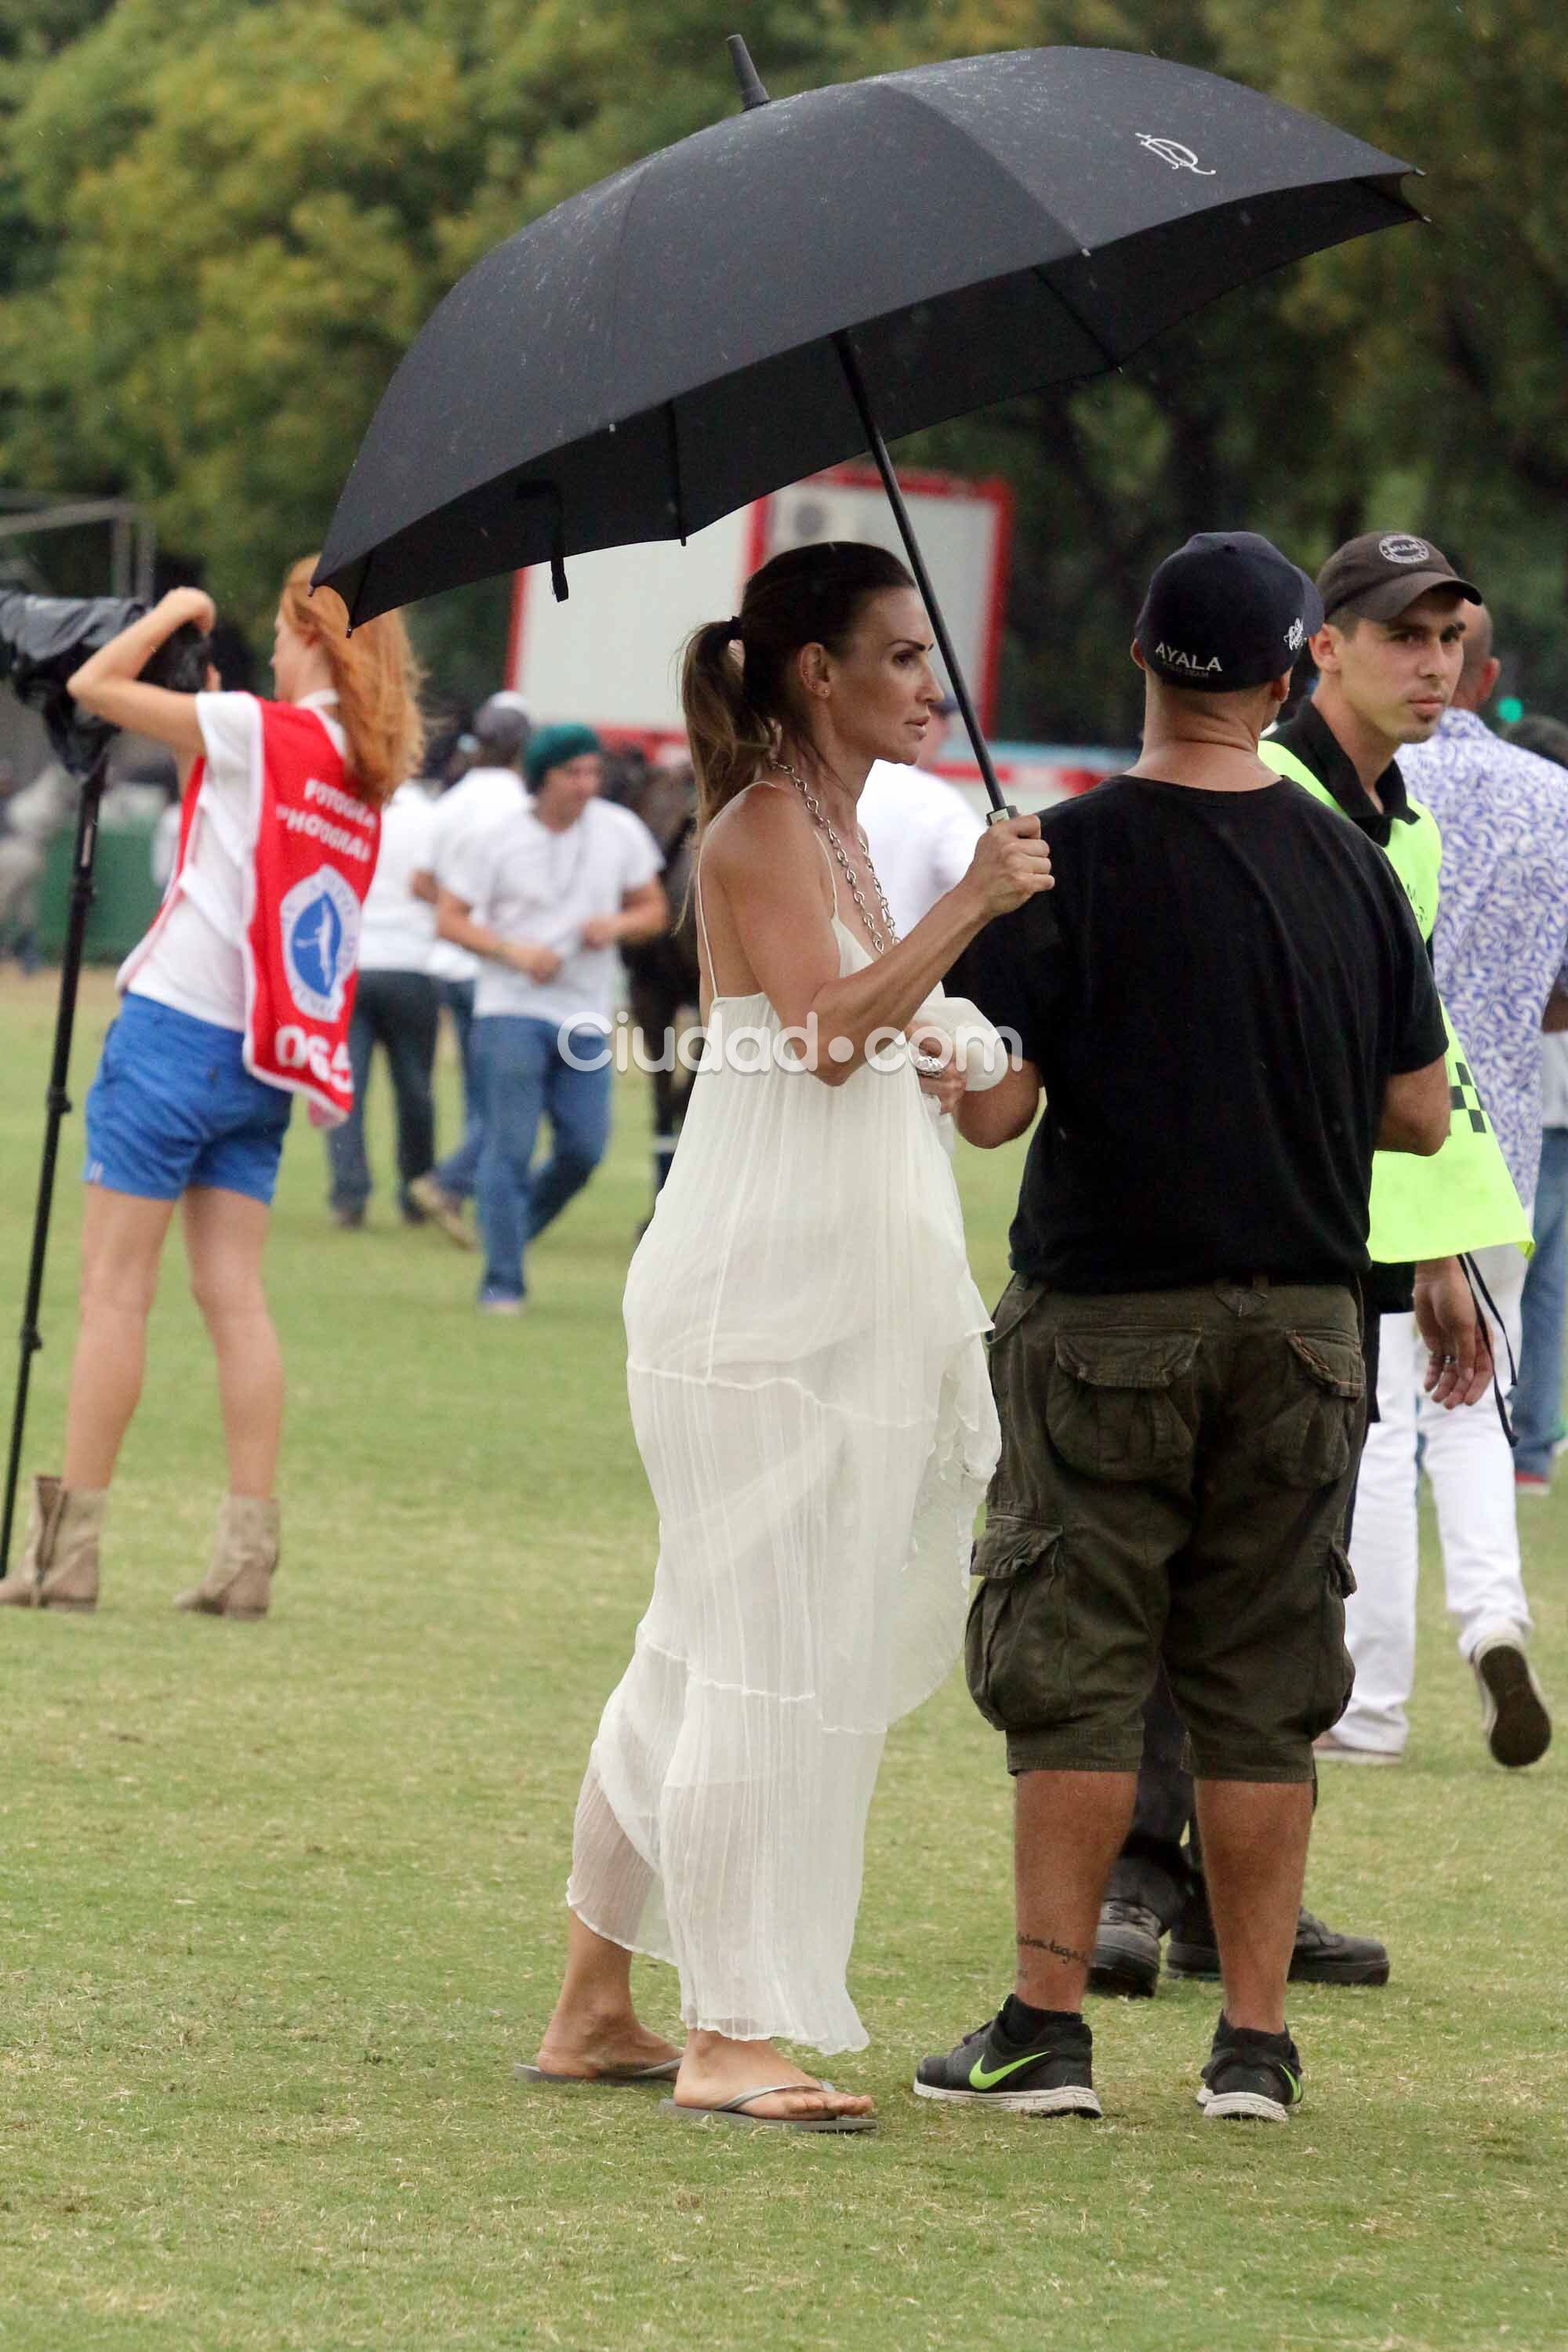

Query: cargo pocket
[1306,1544,1358,1738]
[965,1515,1069,1733]
[1254,1330,1365,1489]
[1045,1330,1199,1483]
[985,1277,1041,1353]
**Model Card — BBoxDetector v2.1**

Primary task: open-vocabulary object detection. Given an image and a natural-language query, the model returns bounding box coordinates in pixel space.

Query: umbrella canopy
[316,44,1417,625]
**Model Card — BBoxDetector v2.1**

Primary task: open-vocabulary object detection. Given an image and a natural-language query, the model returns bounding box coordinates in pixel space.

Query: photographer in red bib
[0,564,423,1617]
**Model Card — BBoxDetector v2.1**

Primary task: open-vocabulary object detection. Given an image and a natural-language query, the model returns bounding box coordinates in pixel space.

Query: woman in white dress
[532,543,1053,2129]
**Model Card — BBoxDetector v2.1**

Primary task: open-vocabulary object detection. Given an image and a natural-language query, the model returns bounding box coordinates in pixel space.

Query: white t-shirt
[122,691,347,1032]
[857,761,983,936]
[425,765,528,983]
[450,795,662,1028]
[4,762,74,849]
[1541,1033,1568,1131]
[358,781,437,974]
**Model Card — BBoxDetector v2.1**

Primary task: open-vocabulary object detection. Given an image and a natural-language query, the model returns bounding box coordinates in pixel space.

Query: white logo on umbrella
[1136,134,1216,176]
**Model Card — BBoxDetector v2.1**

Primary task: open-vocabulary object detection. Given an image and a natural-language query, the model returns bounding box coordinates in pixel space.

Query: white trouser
[1341,1243,1532,1755]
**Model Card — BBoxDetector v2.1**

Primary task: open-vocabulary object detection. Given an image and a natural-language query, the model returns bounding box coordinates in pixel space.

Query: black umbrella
[316,41,1418,808]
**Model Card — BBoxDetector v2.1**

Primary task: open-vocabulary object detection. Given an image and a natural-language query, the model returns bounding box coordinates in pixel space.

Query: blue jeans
[435,978,482,1200]
[1514,1127,1568,1477]
[472,1016,612,1300]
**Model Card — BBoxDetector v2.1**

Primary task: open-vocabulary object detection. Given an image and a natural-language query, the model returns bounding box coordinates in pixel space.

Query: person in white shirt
[408,694,531,1241]
[325,779,440,1230]
[437,723,666,1312]
[856,748,983,934]
[0,760,76,964]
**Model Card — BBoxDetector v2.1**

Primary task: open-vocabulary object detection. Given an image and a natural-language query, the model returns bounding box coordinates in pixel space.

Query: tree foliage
[1,0,1563,731]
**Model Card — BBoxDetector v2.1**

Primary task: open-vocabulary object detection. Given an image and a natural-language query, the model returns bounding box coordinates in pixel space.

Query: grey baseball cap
[472,689,532,757]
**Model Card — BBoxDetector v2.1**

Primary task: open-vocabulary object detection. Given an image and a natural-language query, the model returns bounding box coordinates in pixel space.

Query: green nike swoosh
[968,2049,1045,2090]
[1280,2066,1302,2102]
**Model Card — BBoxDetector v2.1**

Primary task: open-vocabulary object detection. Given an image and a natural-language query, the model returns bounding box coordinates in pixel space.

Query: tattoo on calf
[1017,1932,1091,1966]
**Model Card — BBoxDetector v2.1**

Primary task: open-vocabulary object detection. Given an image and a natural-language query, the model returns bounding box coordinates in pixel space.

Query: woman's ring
[912,1051,943,1076]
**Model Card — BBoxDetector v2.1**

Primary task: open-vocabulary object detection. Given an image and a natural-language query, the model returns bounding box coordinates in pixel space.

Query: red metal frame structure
[505,462,1014,743]
[788,463,1014,733]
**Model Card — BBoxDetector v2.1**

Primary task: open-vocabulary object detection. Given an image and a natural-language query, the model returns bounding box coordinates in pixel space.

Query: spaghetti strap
[694,848,717,988]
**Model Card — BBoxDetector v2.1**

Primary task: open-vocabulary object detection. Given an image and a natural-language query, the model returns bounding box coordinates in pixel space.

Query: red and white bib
[122,698,379,1126]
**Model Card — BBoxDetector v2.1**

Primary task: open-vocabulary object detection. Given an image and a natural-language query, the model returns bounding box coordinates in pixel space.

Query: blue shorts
[83,994,292,1205]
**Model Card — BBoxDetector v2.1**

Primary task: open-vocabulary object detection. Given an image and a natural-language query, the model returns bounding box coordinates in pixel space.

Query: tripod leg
[0,758,105,1580]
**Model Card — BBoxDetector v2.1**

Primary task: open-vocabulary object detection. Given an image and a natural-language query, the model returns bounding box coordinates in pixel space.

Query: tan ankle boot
[175,1495,279,1617]
[0,1475,105,1610]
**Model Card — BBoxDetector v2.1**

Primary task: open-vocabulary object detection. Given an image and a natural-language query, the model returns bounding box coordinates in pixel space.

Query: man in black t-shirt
[913,534,1465,2127]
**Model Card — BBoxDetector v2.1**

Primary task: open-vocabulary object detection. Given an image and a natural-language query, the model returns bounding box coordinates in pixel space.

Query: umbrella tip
[727,34,771,109]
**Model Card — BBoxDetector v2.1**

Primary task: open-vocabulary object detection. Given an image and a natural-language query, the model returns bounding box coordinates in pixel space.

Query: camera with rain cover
[0,592,211,778]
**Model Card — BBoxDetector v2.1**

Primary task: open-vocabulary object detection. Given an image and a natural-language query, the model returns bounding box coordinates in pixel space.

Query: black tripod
[0,749,107,1578]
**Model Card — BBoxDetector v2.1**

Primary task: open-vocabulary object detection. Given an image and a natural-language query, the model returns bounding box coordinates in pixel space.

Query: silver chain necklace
[772,760,898,955]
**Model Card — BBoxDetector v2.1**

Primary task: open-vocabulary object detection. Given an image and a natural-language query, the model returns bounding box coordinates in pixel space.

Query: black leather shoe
[1087,1898,1163,1997]
[1167,1897,1389,1987]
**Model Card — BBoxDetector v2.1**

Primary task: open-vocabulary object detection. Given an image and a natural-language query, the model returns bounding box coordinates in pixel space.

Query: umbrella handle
[832,332,1011,818]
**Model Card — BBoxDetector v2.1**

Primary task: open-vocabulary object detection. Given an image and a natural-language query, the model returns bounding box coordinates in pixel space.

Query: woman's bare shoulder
[704,779,809,871]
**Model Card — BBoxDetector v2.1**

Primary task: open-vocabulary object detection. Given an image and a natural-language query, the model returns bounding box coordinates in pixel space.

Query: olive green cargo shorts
[967,1276,1366,1784]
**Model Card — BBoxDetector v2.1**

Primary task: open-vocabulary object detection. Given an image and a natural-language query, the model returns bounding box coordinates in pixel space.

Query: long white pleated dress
[566,811,1000,2054]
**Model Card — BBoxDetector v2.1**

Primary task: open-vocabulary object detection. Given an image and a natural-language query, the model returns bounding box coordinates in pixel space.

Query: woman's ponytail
[680,619,775,829]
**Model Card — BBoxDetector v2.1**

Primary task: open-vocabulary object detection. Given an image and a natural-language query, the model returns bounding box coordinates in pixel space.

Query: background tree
[1,0,1563,736]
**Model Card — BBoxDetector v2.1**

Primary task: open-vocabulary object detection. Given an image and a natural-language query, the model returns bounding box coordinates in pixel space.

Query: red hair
[281,557,424,809]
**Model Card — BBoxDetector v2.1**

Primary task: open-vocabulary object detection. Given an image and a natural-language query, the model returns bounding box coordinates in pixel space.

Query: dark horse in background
[602,750,702,1221]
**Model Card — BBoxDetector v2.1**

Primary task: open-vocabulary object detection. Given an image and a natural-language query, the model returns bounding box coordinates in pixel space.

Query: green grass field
[1,968,1563,2351]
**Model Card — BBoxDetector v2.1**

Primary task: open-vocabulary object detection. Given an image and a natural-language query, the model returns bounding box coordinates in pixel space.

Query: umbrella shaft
[832,334,1009,817]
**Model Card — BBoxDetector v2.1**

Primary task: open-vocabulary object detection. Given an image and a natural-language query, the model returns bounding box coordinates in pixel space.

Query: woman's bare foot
[535,1909,681,2078]
[672,2032,875,2122]
[535,2005,681,2079]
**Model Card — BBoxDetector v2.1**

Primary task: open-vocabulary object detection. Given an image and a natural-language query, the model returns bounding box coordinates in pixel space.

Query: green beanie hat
[525,722,602,790]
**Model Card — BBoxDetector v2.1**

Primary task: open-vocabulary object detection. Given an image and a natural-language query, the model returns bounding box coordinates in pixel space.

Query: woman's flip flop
[514,2059,681,2086]
[659,2083,876,2133]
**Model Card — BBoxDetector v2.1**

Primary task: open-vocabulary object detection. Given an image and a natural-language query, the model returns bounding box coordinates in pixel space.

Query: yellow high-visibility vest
[1260,736,1530,1261]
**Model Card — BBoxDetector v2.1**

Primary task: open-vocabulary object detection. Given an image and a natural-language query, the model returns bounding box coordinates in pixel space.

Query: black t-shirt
[949,775,1447,1294]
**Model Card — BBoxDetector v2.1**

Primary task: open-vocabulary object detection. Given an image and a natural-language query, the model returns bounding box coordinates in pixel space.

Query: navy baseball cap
[1134,532,1323,692]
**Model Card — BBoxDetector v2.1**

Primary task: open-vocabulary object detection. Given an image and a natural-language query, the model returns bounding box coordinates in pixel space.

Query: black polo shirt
[1271,699,1420,855]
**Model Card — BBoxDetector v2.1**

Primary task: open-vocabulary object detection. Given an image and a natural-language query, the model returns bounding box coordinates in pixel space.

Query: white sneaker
[1312,1730,1402,1765]
[1472,1635,1552,1769]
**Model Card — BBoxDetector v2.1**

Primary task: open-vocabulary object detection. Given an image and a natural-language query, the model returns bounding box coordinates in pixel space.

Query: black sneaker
[1197,2016,1304,2124]
[1167,1896,1389,1988]
[1087,1899,1163,1998]
[913,2009,1101,2117]
[1472,1635,1552,1769]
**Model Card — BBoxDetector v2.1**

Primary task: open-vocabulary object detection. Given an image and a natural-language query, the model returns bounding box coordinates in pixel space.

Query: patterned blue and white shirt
[1403,708,1568,1212]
